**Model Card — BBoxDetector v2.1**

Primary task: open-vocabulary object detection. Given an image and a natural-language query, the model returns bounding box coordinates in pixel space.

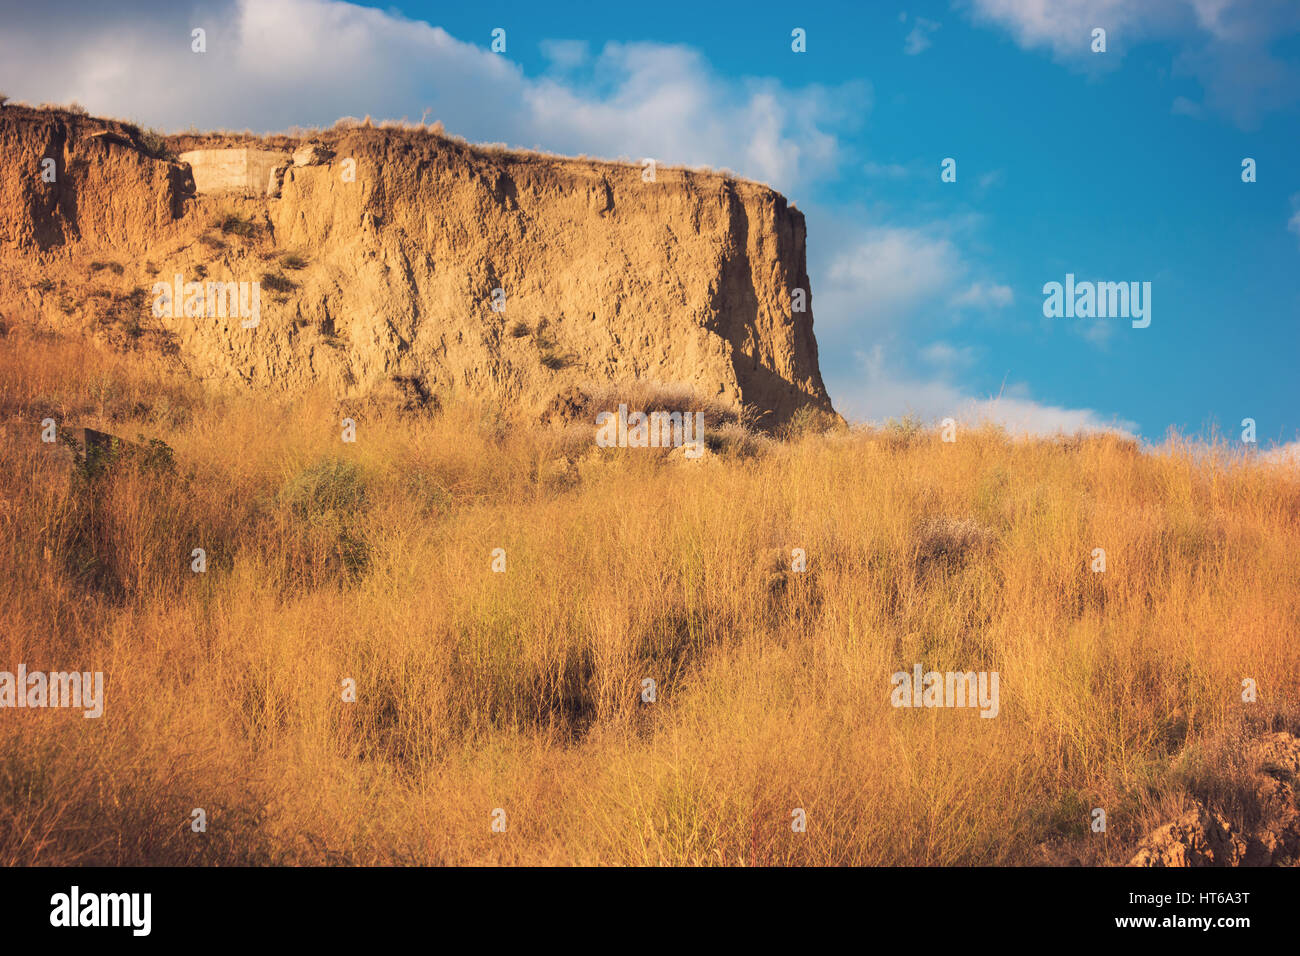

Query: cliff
[0,105,836,427]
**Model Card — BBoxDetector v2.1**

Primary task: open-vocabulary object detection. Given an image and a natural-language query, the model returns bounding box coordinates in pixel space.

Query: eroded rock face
[0,108,191,252]
[1128,805,1247,867]
[0,108,837,429]
[539,385,590,427]
[1129,732,1300,867]
[291,143,334,167]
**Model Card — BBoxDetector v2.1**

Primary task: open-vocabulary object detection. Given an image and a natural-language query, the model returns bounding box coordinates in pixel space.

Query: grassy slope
[1,329,1297,865]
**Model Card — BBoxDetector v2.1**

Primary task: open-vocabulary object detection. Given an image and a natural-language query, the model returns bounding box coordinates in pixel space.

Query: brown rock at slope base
[1128,732,1300,867]
[1127,805,1249,867]
[0,105,837,429]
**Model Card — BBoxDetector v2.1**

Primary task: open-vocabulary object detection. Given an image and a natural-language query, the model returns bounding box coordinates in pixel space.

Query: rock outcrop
[0,107,192,252]
[1128,805,1249,867]
[0,106,836,428]
[1129,732,1300,866]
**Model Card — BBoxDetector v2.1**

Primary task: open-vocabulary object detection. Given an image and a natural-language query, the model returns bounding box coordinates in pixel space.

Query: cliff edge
[0,105,836,427]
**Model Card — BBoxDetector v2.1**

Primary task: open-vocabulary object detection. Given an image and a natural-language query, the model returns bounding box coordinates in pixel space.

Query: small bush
[583,381,746,434]
[508,320,530,338]
[705,422,769,460]
[880,413,925,449]
[260,272,296,294]
[780,405,844,440]
[539,349,570,370]
[533,318,556,351]
[136,436,178,475]
[282,457,368,521]
[533,320,575,368]
[219,214,257,238]
[61,431,175,482]
[912,515,995,574]
[138,129,171,159]
[279,457,371,580]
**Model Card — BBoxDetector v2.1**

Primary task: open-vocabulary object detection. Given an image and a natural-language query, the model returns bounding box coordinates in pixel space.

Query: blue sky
[2,0,1297,447]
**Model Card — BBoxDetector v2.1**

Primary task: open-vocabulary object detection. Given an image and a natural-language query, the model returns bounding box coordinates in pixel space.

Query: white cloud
[814,224,1011,330]
[522,61,861,191]
[832,345,1137,436]
[965,0,1152,54]
[951,281,1014,309]
[904,18,941,55]
[0,0,863,192]
[1261,441,1300,466]
[1288,194,1300,245]
[539,39,590,71]
[920,341,979,367]
[817,227,965,328]
[964,0,1300,127]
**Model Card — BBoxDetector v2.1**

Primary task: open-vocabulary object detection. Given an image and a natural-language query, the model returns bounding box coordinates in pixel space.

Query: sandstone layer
[0,106,836,427]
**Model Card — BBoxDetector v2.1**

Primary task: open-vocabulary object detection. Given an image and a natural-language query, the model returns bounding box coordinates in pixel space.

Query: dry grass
[1,329,1297,865]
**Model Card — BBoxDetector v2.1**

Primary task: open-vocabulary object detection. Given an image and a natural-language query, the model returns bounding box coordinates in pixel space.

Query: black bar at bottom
[0,864,1277,943]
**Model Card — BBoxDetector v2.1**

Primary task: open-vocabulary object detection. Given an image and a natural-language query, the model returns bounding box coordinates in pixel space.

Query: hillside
[0,105,835,427]
[1,328,1298,865]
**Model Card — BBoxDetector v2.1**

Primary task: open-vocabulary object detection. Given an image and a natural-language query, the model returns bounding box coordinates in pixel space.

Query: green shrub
[282,457,367,521]
[138,129,171,159]
[61,431,175,482]
[880,413,925,449]
[280,457,371,579]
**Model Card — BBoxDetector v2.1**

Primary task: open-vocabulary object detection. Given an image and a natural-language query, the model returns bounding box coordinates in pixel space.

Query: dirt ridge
[0,105,836,427]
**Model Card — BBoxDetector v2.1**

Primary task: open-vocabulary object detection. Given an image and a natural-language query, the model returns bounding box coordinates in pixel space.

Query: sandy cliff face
[0,109,190,251]
[0,106,835,426]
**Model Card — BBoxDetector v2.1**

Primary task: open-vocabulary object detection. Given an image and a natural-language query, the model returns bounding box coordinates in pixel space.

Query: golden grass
[1,329,1297,865]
